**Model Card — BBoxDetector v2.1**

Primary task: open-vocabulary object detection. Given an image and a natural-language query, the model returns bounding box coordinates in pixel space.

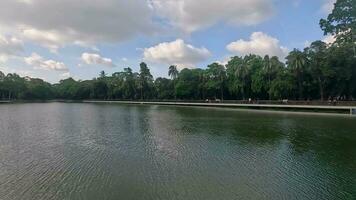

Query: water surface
[0,103,355,199]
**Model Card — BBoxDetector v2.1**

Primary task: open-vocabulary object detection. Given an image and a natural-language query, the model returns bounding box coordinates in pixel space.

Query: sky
[0,0,336,83]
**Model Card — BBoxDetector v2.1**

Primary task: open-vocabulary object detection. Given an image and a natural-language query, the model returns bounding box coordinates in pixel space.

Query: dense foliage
[0,0,355,101]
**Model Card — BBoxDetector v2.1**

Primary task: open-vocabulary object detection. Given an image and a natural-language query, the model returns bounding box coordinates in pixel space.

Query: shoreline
[2,100,356,116]
[82,100,356,116]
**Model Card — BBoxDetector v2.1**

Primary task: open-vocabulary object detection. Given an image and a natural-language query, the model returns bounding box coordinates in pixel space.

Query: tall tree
[168,65,179,100]
[226,56,243,99]
[286,49,307,100]
[234,56,254,100]
[305,41,334,100]
[320,0,356,99]
[206,63,226,100]
[123,67,136,99]
[154,77,173,99]
[139,62,153,100]
[320,0,356,53]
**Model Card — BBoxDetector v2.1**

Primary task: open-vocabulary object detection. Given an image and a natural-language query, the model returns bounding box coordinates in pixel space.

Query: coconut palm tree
[286,49,307,100]
[168,65,179,100]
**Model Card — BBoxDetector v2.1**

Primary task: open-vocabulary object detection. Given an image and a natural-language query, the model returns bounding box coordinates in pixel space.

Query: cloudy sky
[0,0,335,83]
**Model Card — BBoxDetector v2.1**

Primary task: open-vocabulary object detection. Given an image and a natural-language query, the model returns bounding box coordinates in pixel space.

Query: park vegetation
[0,0,355,101]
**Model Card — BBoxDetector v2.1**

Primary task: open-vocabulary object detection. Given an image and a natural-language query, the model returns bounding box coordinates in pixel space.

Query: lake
[0,103,355,199]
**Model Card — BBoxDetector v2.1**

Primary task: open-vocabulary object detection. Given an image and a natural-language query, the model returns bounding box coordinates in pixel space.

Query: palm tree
[264,56,284,99]
[286,49,307,100]
[235,58,251,100]
[168,65,179,100]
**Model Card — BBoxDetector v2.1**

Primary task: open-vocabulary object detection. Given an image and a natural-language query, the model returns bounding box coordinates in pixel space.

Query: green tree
[320,0,356,53]
[139,62,153,100]
[270,69,295,99]
[25,78,53,100]
[154,77,173,99]
[261,56,284,99]
[2,73,27,100]
[206,63,226,100]
[122,67,136,99]
[226,56,243,99]
[305,41,334,100]
[168,65,179,100]
[93,79,108,99]
[176,68,201,99]
[286,49,307,100]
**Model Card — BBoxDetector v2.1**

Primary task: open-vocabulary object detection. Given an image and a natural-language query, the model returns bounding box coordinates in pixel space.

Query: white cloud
[0,65,33,77]
[150,0,274,32]
[216,55,232,66]
[81,53,115,67]
[321,0,336,14]
[17,0,33,5]
[143,39,211,68]
[226,32,289,59]
[24,53,68,71]
[22,29,68,53]
[0,34,24,62]
[322,35,336,44]
[0,0,156,50]
[60,72,71,78]
[121,57,128,62]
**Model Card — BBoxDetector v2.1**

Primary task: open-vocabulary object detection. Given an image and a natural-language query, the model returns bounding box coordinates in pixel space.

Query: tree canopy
[0,0,355,101]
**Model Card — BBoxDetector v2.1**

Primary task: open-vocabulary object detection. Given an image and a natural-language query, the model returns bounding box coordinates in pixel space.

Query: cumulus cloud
[150,0,274,32]
[215,55,233,66]
[81,53,115,67]
[0,34,24,62]
[0,0,155,50]
[322,35,336,44]
[143,39,211,68]
[22,29,69,53]
[0,0,276,54]
[24,53,68,71]
[226,32,288,59]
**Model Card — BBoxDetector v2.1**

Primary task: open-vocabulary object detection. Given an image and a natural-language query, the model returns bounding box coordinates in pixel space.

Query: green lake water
[0,103,355,199]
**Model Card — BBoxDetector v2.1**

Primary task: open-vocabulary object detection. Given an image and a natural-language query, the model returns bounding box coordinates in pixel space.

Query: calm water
[0,103,355,200]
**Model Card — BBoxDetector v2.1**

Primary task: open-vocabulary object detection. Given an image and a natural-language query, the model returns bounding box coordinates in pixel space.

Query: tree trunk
[318,77,324,101]
[174,81,177,101]
[140,82,143,101]
[268,75,271,100]
[298,74,303,100]
[241,88,245,100]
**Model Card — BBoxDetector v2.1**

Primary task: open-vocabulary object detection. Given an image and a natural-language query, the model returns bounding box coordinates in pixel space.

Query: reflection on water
[0,103,355,200]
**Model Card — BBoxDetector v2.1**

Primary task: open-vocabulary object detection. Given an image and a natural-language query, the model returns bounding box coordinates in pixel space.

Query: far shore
[2,99,355,116]
[83,100,356,115]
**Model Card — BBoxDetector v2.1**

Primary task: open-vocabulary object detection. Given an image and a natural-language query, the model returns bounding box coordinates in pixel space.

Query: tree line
[0,0,355,101]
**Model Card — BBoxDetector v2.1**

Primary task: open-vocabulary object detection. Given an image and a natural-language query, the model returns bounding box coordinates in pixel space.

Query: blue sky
[0,0,335,83]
